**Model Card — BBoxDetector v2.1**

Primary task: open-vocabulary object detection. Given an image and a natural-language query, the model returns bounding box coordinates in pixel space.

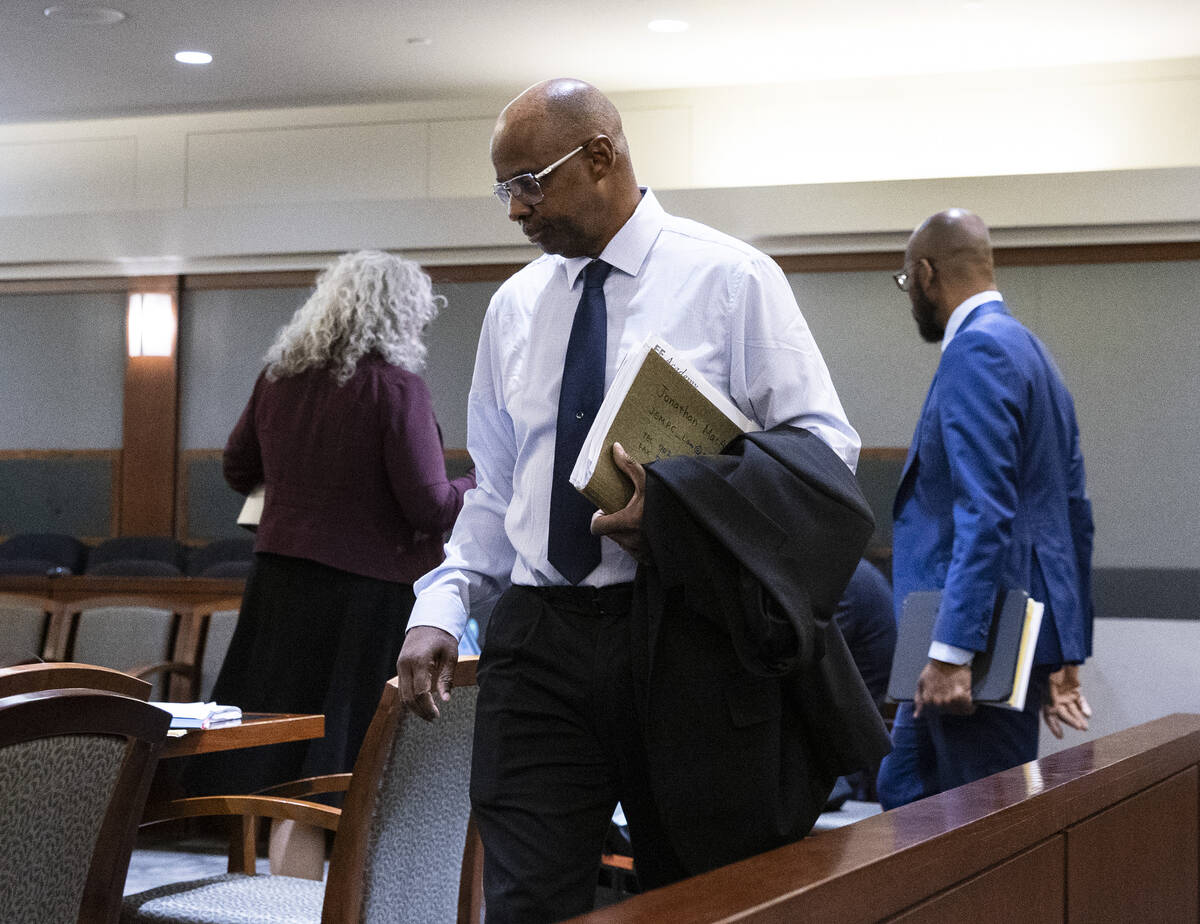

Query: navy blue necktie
[548,259,611,584]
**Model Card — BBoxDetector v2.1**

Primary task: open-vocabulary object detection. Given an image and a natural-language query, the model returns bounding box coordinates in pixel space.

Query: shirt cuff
[928,641,975,665]
[407,584,469,641]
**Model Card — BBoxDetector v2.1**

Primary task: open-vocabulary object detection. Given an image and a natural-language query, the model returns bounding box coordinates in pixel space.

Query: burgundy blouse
[224,355,475,583]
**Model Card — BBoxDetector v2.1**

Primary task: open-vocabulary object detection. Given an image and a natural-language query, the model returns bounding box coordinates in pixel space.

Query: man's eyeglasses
[894,258,934,292]
[492,138,597,207]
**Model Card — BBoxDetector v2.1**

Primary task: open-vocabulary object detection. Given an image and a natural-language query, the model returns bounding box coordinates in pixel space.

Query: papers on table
[150,701,243,729]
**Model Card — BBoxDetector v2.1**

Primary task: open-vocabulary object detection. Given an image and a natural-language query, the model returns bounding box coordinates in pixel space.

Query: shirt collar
[564,188,662,288]
[941,290,1003,351]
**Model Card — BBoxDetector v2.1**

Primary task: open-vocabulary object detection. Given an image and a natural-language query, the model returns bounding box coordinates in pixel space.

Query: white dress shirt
[928,289,1004,667]
[408,189,860,641]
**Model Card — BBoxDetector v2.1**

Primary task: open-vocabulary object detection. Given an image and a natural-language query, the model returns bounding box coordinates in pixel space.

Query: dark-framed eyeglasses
[491,138,596,207]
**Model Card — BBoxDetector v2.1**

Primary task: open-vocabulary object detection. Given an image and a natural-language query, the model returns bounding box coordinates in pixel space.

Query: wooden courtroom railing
[0,574,244,605]
[573,713,1200,924]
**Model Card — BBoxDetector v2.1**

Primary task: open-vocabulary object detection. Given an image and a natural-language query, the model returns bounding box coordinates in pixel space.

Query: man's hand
[914,659,975,717]
[1042,663,1091,739]
[396,626,459,721]
[590,442,648,562]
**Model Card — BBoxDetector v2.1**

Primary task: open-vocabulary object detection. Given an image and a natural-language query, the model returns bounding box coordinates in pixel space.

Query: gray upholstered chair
[186,597,243,702]
[0,687,171,924]
[122,656,483,924]
[0,591,63,663]
[58,595,201,700]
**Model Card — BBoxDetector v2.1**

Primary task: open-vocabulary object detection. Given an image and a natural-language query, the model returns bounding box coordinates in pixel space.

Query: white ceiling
[3,0,1200,124]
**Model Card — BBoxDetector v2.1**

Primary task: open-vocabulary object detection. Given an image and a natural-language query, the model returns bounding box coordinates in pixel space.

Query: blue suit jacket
[892,300,1094,667]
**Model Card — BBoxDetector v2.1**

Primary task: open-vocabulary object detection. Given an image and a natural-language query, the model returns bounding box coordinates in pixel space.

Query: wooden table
[160,712,324,759]
[145,712,327,875]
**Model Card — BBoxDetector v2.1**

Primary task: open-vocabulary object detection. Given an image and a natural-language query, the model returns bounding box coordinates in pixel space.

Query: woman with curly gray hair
[198,249,475,800]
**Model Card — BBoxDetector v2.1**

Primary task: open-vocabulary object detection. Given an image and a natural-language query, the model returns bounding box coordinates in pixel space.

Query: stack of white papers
[151,701,243,729]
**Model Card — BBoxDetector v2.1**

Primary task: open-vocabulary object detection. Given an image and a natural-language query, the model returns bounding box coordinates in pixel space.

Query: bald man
[397,78,860,920]
[877,209,1095,809]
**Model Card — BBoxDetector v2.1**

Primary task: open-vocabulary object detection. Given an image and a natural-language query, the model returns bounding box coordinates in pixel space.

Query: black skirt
[185,551,414,795]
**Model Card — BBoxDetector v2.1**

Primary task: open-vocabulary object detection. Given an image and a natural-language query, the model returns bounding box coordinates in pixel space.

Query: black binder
[886,588,1042,710]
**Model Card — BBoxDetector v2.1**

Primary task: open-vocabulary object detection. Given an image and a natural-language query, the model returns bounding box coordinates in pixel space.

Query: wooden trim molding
[181,241,1200,291]
[0,277,132,296]
[859,446,908,462]
[182,270,319,291]
[774,241,1200,275]
[180,262,528,291]
[424,264,528,284]
[993,241,1200,266]
[1,241,1196,298]
[0,449,119,461]
[774,253,903,274]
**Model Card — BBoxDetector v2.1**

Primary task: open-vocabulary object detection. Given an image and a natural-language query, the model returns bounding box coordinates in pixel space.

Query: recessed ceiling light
[175,50,213,65]
[648,19,689,33]
[43,5,126,25]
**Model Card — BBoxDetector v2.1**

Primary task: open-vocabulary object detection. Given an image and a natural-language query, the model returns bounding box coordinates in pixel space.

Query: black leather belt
[521,583,634,617]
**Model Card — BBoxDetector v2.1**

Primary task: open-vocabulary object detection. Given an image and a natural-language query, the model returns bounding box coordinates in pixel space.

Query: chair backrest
[323,656,480,924]
[0,662,152,700]
[189,597,242,701]
[186,538,255,578]
[0,592,62,662]
[0,532,88,575]
[0,687,170,924]
[85,536,186,577]
[59,596,194,700]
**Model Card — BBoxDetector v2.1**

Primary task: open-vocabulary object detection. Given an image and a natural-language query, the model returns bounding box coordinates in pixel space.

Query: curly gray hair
[264,250,444,384]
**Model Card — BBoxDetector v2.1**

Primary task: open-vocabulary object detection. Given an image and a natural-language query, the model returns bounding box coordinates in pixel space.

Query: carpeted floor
[124,834,274,896]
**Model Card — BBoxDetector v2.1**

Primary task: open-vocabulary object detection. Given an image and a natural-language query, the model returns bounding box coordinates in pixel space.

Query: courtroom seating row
[0,591,242,702]
[0,532,254,578]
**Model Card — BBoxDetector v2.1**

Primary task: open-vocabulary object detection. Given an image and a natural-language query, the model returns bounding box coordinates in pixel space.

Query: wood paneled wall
[2,241,1196,541]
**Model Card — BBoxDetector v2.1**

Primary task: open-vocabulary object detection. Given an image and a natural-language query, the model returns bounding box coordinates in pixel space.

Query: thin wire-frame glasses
[491,139,593,207]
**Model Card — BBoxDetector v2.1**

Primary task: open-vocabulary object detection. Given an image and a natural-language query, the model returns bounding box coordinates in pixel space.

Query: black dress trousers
[470,583,688,924]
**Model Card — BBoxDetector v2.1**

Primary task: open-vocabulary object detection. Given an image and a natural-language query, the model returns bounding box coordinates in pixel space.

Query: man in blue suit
[877,209,1095,809]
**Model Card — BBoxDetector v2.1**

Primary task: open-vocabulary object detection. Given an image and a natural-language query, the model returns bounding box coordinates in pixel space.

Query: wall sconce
[127,292,176,357]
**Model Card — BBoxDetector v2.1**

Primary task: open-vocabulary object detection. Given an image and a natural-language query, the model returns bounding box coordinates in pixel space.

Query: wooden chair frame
[0,661,151,700]
[0,688,170,924]
[179,596,243,702]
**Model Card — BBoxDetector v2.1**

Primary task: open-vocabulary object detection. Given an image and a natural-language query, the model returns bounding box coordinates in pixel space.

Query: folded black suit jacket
[633,425,891,875]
